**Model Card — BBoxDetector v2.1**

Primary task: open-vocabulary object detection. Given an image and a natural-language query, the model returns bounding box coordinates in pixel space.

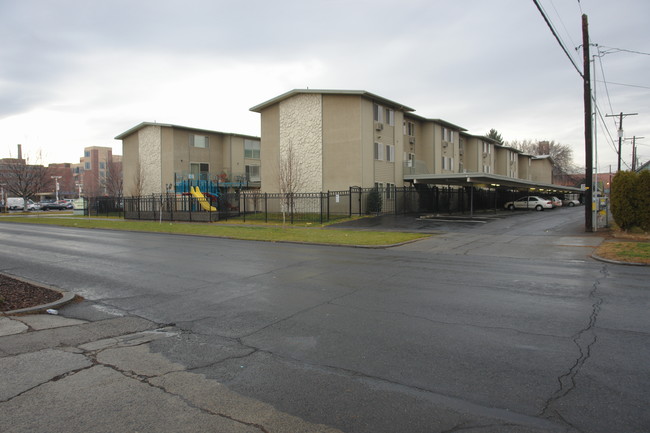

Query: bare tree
[0,153,51,209]
[506,139,576,176]
[277,141,305,225]
[103,158,123,198]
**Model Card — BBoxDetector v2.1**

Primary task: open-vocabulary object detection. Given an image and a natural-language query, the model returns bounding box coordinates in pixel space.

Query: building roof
[114,122,260,140]
[249,89,416,113]
[405,112,467,132]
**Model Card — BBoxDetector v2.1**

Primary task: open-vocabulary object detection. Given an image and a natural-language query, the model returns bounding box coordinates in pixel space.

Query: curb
[1,275,78,316]
[591,253,647,266]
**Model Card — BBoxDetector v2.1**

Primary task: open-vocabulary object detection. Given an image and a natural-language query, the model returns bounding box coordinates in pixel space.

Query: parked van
[7,197,38,210]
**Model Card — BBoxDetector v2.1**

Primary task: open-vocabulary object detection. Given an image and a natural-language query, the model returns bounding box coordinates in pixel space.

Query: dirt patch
[0,274,63,312]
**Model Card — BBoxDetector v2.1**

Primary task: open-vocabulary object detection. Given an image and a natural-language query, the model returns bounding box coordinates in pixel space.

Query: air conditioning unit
[443,142,448,147]
[459,149,464,155]
[483,152,488,157]
[409,137,415,145]
[375,122,383,131]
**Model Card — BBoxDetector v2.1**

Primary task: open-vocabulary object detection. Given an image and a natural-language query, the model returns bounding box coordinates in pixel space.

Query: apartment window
[84,162,90,170]
[386,144,395,162]
[385,183,395,199]
[483,164,491,174]
[442,127,454,143]
[85,151,90,157]
[190,162,210,180]
[99,162,105,169]
[245,165,260,182]
[373,104,383,123]
[374,142,384,160]
[384,108,394,126]
[404,121,415,136]
[244,139,260,159]
[191,134,208,148]
[442,157,454,171]
[483,142,491,154]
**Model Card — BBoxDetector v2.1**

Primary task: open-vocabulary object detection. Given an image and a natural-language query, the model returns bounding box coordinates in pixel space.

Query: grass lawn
[0,215,430,246]
[596,241,650,265]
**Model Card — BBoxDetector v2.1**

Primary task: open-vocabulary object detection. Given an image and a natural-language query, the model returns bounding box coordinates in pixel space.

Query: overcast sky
[1,0,649,173]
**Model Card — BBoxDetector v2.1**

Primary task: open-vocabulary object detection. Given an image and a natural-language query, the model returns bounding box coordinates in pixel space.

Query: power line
[595,80,650,90]
[532,0,584,78]
[598,46,650,56]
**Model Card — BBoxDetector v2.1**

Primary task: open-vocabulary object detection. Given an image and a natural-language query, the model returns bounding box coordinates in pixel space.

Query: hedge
[611,170,650,231]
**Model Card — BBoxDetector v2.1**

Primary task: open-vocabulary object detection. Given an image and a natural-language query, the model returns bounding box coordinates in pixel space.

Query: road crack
[539,264,607,422]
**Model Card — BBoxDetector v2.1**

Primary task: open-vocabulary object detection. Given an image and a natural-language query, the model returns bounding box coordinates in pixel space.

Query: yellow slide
[190,186,217,211]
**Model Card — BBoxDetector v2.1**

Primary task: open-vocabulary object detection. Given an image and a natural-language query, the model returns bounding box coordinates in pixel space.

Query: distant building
[74,146,122,197]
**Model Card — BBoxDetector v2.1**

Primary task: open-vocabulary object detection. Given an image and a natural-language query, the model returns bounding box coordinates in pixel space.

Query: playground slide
[190,186,217,211]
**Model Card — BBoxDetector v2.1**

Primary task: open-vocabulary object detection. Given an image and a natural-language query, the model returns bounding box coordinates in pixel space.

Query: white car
[562,198,580,207]
[504,196,554,211]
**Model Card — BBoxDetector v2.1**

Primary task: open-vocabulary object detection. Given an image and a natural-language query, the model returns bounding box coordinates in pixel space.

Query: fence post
[265,193,268,223]
[320,192,324,225]
[243,192,246,222]
[327,191,331,222]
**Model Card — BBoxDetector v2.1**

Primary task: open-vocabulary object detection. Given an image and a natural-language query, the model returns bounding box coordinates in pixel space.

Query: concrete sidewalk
[0,313,341,433]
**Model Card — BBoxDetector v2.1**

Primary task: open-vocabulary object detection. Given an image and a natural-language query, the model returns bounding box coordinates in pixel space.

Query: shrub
[611,170,650,231]
[366,188,383,214]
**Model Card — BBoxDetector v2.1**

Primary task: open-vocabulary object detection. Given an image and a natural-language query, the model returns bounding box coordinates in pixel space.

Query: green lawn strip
[0,216,429,246]
[610,241,650,261]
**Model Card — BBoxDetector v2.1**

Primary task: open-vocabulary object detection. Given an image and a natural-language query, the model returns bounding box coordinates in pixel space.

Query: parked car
[547,196,562,208]
[562,198,580,207]
[40,200,67,210]
[504,196,554,211]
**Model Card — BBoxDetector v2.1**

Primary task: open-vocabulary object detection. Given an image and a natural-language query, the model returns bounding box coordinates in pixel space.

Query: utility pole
[606,112,638,171]
[625,136,644,171]
[582,14,593,232]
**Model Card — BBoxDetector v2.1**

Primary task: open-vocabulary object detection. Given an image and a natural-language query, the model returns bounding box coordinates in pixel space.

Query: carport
[404,172,584,216]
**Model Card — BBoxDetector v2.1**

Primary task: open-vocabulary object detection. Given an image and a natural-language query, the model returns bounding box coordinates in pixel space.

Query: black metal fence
[116,186,521,224]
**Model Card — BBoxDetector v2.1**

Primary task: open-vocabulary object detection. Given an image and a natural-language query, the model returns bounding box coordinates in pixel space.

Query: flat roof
[404,172,583,192]
[114,122,260,140]
[250,89,416,113]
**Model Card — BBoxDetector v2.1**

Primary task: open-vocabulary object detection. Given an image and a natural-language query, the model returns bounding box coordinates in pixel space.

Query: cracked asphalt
[1,207,649,433]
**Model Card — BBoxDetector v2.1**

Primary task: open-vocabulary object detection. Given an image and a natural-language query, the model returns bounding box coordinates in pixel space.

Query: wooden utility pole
[606,112,638,171]
[582,14,593,232]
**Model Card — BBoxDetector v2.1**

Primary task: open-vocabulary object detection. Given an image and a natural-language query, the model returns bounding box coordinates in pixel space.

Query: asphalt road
[1,207,648,433]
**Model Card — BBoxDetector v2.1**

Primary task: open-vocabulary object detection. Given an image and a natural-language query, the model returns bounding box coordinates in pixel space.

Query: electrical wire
[532,0,584,78]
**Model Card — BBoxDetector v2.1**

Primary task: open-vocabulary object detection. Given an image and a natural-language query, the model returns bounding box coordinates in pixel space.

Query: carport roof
[405,172,583,192]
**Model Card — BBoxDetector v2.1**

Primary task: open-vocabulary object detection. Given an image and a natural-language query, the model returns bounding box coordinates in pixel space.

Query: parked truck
[7,197,38,210]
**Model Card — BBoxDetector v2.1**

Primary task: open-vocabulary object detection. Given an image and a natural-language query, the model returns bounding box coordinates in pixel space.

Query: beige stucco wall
[518,155,531,180]
[322,95,363,190]
[138,125,162,195]
[278,93,323,192]
[530,158,553,183]
[260,105,280,192]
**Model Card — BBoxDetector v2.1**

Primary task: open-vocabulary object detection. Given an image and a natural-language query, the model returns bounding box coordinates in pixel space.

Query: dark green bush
[611,171,649,231]
[366,188,383,214]
[637,170,650,231]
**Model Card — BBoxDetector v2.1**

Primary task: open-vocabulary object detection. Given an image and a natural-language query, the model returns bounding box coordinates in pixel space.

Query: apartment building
[250,89,416,193]
[115,122,261,196]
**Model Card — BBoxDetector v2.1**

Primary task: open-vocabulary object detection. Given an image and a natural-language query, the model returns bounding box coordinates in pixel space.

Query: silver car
[504,196,554,211]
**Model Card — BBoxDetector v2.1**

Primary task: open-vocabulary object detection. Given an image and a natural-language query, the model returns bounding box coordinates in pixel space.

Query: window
[386,183,395,199]
[442,127,454,143]
[404,121,415,136]
[442,157,454,171]
[374,142,384,160]
[84,162,90,170]
[373,104,383,123]
[84,151,90,157]
[244,139,260,159]
[191,134,208,148]
[483,142,491,154]
[384,108,394,126]
[483,164,491,174]
[190,162,210,180]
[246,165,260,182]
[386,144,395,162]
[99,162,105,169]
